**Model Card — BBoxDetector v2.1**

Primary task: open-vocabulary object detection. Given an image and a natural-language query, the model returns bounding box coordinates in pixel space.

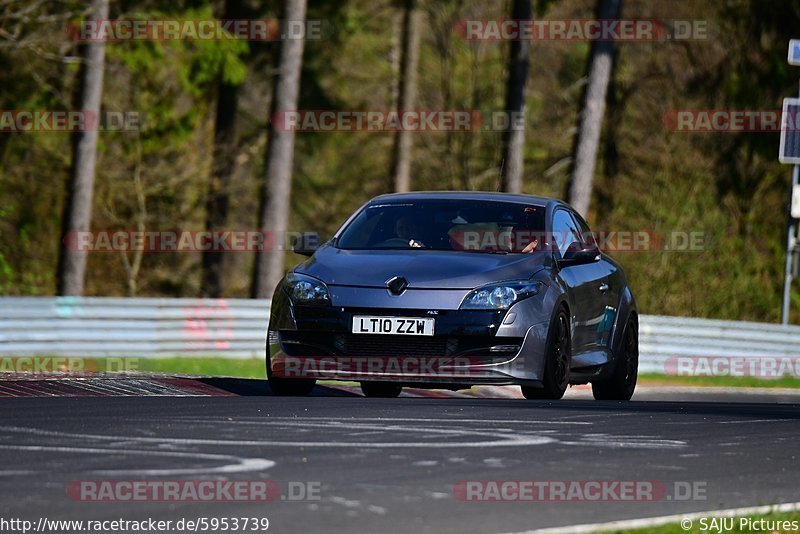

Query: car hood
[294,246,550,289]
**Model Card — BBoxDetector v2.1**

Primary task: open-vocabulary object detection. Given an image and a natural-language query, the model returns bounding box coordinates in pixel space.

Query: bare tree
[566,0,622,217]
[202,0,242,298]
[251,0,308,298]
[498,0,531,194]
[57,0,108,295]
[389,0,422,193]
[119,138,146,296]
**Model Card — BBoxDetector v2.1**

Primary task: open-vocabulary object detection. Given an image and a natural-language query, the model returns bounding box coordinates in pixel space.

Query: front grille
[340,334,456,357]
[280,331,521,359]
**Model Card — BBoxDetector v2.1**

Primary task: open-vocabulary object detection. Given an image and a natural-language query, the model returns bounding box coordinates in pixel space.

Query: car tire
[591,317,638,401]
[266,360,316,396]
[521,307,571,400]
[360,381,403,398]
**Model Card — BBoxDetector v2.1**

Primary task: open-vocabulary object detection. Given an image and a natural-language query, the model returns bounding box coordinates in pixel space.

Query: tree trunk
[596,44,621,226]
[498,0,531,194]
[57,0,108,296]
[567,0,621,218]
[251,0,307,299]
[202,0,241,298]
[389,0,422,193]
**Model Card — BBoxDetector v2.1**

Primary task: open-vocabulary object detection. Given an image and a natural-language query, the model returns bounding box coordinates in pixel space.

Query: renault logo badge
[386,276,408,295]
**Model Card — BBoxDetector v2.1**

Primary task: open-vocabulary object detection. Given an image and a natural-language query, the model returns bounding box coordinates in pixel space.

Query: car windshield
[335,199,546,253]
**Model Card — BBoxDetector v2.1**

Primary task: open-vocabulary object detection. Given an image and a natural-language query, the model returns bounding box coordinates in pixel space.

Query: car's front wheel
[267,361,316,396]
[360,381,403,398]
[521,307,571,400]
[591,316,638,401]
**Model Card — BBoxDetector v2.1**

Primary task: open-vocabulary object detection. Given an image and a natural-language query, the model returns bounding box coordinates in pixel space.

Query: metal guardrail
[0,297,269,359]
[638,315,800,373]
[2,297,800,374]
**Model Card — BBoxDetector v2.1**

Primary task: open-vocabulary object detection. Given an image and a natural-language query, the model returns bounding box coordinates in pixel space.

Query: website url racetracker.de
[0,517,270,533]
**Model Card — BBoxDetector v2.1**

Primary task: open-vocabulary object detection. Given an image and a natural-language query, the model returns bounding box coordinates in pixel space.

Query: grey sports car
[267,191,638,400]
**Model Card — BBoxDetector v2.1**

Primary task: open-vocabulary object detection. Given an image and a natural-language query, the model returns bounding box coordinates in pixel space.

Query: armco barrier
[638,314,800,373]
[0,297,269,359]
[1,297,800,374]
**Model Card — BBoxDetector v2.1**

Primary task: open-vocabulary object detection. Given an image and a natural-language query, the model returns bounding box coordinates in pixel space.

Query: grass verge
[134,357,266,378]
[637,373,799,389]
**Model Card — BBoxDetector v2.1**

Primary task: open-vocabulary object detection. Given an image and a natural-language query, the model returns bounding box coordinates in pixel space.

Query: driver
[394,217,424,248]
[395,217,417,240]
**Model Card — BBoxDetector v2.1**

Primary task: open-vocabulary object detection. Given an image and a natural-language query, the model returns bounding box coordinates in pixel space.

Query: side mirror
[292,232,321,256]
[558,241,601,267]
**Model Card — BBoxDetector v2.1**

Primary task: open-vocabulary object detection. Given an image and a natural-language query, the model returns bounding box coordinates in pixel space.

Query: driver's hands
[521,239,538,253]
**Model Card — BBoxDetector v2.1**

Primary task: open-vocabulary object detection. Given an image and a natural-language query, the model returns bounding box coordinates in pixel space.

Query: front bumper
[268,292,549,385]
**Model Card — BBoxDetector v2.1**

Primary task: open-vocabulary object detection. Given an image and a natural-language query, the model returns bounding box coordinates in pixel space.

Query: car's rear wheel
[521,307,571,400]
[266,360,316,396]
[360,381,403,398]
[591,316,638,401]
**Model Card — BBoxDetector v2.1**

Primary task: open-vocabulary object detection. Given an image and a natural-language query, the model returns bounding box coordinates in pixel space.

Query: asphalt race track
[1,378,799,533]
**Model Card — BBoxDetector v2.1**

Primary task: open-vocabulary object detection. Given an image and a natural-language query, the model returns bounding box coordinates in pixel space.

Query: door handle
[598,283,609,293]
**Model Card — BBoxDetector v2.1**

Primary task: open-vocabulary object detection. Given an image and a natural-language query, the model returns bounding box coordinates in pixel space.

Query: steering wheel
[376,237,426,248]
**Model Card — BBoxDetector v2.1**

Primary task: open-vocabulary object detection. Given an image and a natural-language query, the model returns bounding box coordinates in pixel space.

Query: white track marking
[0,424,555,448]
[158,416,594,426]
[97,457,275,476]
[718,419,794,424]
[0,443,274,475]
[557,433,687,449]
[507,501,800,534]
[0,470,35,476]
[558,440,686,449]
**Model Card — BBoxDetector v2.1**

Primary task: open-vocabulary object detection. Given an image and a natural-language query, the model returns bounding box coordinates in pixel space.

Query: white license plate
[352,316,435,336]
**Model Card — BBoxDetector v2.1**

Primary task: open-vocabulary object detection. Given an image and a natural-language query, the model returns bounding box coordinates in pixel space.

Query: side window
[552,209,581,256]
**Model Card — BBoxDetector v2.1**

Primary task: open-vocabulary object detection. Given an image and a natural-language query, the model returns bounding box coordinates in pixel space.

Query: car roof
[369,191,564,208]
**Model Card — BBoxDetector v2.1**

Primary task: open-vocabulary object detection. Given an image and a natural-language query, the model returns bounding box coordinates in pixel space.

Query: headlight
[460,280,541,310]
[284,272,331,305]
